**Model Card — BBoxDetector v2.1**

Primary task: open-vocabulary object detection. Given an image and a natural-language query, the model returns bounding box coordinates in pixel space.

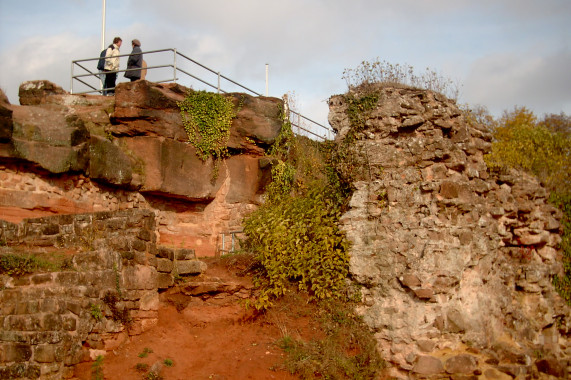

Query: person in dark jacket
[124,39,143,82]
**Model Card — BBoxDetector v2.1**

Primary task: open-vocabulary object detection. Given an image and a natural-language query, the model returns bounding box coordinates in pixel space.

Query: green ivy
[343,92,379,142]
[178,90,236,162]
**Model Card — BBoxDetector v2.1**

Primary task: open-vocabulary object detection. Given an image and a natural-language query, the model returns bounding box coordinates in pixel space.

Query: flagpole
[100,0,106,93]
[101,0,106,50]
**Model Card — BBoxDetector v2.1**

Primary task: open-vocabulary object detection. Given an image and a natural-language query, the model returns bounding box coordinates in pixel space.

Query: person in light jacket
[124,39,143,82]
[104,37,122,95]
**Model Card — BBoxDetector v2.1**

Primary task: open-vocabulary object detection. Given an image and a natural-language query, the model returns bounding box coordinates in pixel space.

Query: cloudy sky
[0,0,570,134]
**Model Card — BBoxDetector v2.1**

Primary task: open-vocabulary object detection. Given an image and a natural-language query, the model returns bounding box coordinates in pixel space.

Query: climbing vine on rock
[178,90,236,162]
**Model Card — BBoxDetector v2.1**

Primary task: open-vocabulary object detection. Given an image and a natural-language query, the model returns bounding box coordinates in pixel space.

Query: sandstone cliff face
[329,86,570,378]
[0,80,282,256]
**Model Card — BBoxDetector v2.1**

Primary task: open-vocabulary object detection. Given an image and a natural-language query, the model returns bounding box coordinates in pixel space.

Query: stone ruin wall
[0,209,208,379]
[0,161,253,257]
[0,79,279,379]
[329,86,570,379]
[0,80,282,257]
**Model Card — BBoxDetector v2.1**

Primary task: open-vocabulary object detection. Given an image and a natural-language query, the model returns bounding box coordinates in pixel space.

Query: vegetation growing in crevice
[342,58,459,100]
[0,251,72,275]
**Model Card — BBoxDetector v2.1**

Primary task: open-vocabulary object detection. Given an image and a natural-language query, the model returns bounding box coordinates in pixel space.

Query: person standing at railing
[124,39,143,82]
[103,37,122,95]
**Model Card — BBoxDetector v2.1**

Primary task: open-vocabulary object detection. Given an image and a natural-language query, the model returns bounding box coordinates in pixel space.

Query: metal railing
[70,48,334,140]
[217,230,243,256]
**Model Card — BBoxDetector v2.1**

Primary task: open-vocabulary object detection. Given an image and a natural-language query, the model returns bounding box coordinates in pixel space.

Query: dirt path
[73,258,304,380]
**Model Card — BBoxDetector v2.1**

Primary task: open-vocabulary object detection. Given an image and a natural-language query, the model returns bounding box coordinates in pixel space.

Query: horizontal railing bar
[289,109,330,131]
[73,64,173,80]
[72,48,176,65]
[291,122,326,140]
[175,67,223,92]
[175,51,261,96]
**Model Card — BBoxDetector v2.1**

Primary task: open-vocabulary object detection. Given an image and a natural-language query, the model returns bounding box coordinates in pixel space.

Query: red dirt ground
[72,258,318,380]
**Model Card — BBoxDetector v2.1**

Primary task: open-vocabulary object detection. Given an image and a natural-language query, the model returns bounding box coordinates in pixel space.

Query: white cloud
[1,0,570,124]
[463,47,571,116]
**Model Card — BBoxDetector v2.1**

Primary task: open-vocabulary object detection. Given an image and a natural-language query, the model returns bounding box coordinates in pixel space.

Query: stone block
[413,288,434,300]
[446,309,466,333]
[536,358,566,378]
[62,315,77,331]
[156,258,173,273]
[175,248,195,260]
[399,273,421,288]
[417,340,436,353]
[132,237,147,252]
[0,362,41,379]
[440,181,460,199]
[157,273,173,289]
[2,343,32,362]
[157,246,174,260]
[56,271,80,286]
[176,260,207,275]
[42,314,62,331]
[137,228,154,242]
[139,291,159,311]
[66,301,82,316]
[122,265,158,290]
[31,273,53,285]
[40,298,60,313]
[445,354,478,374]
[412,355,444,376]
[33,344,55,363]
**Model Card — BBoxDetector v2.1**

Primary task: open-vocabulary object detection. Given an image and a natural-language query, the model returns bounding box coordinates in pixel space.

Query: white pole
[100,0,106,93]
[101,0,106,51]
[265,63,269,96]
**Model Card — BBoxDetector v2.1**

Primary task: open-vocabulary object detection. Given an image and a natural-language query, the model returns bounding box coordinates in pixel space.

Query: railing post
[70,62,74,94]
[173,48,177,83]
[265,63,269,96]
[217,72,221,94]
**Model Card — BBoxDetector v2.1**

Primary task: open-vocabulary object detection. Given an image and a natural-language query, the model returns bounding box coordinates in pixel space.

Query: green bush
[243,121,350,310]
[244,185,349,310]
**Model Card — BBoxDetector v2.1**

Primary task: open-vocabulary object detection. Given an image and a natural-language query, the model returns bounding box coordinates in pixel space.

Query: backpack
[97,45,113,71]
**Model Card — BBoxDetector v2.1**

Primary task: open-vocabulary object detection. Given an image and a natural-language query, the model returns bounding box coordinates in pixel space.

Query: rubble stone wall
[329,85,570,379]
[0,209,205,379]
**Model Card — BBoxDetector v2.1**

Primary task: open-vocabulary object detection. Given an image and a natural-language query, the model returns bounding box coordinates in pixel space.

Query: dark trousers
[104,71,117,94]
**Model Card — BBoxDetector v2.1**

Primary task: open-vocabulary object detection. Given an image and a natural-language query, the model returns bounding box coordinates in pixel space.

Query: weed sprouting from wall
[342,58,460,100]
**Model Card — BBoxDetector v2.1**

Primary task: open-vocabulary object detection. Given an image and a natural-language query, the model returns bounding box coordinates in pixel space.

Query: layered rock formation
[1,80,283,256]
[329,85,570,379]
[0,80,277,378]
